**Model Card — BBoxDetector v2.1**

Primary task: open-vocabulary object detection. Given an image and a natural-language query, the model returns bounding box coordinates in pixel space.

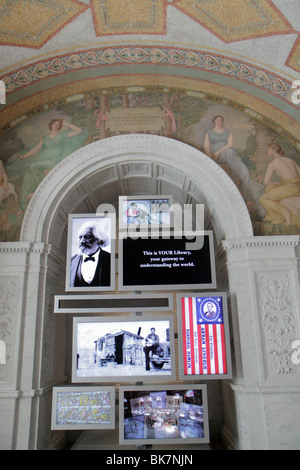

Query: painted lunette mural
[0,86,300,241]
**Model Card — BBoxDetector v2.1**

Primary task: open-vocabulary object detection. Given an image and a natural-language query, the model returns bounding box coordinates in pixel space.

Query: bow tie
[84,255,96,262]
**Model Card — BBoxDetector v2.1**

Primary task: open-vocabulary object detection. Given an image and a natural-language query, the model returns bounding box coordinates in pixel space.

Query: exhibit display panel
[72,315,176,383]
[65,213,115,292]
[59,203,218,446]
[176,292,232,380]
[51,386,115,430]
[119,384,209,445]
[119,195,173,230]
[118,231,216,291]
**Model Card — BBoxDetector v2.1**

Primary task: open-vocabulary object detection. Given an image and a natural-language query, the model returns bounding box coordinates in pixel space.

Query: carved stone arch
[5,134,300,451]
[20,134,253,245]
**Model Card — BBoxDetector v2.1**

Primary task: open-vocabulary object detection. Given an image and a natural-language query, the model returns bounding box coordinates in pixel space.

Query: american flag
[181,296,227,376]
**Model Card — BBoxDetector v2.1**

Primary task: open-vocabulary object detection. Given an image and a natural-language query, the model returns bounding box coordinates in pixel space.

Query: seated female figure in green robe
[5,118,88,215]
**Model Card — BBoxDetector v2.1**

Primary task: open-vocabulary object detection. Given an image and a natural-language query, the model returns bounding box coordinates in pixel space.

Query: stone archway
[10,134,297,450]
[2,134,300,450]
[16,134,255,449]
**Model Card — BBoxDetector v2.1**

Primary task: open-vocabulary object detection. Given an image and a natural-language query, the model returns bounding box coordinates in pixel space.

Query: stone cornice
[0,242,51,255]
[222,236,300,251]
[225,382,300,394]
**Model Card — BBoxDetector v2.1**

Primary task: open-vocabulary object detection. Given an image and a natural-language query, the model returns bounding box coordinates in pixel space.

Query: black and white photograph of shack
[72,316,175,382]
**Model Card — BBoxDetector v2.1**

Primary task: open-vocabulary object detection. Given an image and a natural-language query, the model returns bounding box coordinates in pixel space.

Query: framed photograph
[65,213,115,292]
[51,386,115,430]
[119,195,173,230]
[176,292,232,380]
[72,315,176,383]
[119,384,209,445]
[118,231,216,291]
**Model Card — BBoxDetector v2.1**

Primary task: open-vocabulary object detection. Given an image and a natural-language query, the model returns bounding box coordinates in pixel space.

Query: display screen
[177,292,232,380]
[65,213,115,292]
[51,386,115,430]
[119,232,216,291]
[119,385,209,445]
[119,195,173,229]
[72,316,176,383]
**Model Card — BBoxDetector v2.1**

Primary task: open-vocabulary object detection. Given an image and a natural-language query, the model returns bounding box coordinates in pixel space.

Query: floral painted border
[1,46,297,106]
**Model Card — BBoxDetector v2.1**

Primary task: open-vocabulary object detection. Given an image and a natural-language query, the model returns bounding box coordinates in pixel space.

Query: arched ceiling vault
[1,1,299,137]
[1,0,300,77]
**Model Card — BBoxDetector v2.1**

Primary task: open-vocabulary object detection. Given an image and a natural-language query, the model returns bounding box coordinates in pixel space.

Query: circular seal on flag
[196,297,222,323]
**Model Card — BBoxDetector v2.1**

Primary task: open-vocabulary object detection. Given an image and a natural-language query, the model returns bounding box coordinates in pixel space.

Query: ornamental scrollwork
[257,273,299,376]
[0,279,17,381]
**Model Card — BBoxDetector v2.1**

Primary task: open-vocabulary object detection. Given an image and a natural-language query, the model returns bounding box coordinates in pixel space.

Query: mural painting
[0,87,299,241]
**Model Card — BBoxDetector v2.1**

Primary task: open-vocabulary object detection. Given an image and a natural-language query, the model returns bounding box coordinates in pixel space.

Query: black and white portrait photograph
[72,316,175,383]
[65,214,115,291]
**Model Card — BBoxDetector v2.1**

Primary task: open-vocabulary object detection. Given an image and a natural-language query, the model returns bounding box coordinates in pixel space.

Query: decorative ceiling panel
[286,36,300,73]
[0,0,88,48]
[90,0,166,36]
[173,0,293,42]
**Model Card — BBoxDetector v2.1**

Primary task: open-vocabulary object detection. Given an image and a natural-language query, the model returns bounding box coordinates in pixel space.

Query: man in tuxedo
[70,220,111,287]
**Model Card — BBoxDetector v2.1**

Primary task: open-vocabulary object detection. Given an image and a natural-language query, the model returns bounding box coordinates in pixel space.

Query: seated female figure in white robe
[204,115,252,203]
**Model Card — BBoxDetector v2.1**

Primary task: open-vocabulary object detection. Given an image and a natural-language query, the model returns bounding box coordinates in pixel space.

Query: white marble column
[0,242,67,450]
[221,236,300,450]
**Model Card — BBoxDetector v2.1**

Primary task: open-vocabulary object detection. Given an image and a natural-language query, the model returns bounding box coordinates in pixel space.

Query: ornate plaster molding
[2,46,296,104]
[256,271,300,377]
[0,278,17,383]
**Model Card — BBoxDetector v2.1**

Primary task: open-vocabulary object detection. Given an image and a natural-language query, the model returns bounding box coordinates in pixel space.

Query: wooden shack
[94,328,144,366]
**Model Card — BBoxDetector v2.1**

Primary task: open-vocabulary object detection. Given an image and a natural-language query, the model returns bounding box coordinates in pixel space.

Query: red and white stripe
[181,297,227,376]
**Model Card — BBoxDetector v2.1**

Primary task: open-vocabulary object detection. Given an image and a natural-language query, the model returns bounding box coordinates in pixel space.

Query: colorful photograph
[120,196,172,227]
[119,385,209,444]
[51,386,115,430]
